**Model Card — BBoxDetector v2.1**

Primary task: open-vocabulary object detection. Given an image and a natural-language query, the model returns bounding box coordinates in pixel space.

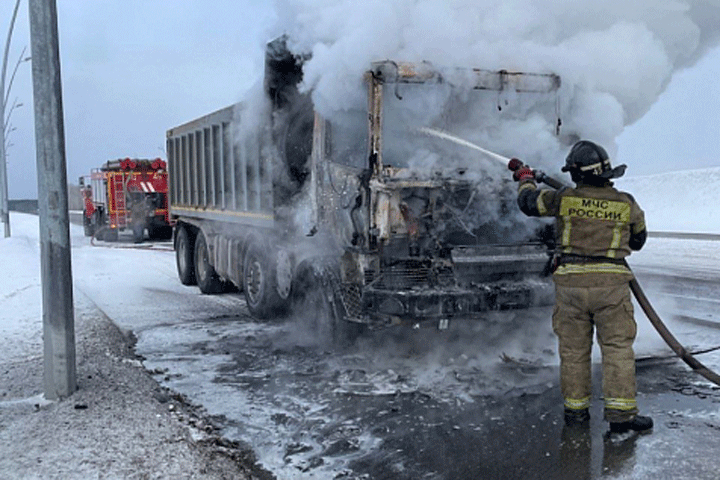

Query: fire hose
[507,159,720,387]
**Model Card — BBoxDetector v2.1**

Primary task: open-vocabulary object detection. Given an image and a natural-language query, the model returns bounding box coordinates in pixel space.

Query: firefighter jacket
[517,178,647,287]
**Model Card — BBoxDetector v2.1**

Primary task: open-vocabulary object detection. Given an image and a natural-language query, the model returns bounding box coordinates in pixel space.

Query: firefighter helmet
[562,140,626,180]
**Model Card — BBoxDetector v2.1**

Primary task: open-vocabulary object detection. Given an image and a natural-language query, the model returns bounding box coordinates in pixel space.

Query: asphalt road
[134,304,720,480]
[71,231,720,480]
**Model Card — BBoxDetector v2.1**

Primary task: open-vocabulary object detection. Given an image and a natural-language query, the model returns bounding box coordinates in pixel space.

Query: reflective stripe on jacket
[517,180,646,277]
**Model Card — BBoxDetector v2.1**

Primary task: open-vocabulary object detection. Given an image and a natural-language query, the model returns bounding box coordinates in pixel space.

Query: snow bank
[0,214,43,364]
[617,166,720,234]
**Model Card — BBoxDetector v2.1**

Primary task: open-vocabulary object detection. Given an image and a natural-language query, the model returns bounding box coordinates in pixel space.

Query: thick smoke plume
[272,0,720,172]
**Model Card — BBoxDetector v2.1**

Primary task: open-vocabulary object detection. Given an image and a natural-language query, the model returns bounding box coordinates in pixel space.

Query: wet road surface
[72,233,720,479]
[135,299,720,480]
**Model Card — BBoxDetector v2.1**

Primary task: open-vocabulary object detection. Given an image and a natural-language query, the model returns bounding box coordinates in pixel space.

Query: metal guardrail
[649,231,720,241]
[8,199,39,214]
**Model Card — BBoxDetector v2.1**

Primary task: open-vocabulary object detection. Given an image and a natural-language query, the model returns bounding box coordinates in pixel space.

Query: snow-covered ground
[0,217,44,366]
[616,166,720,234]
[0,213,257,480]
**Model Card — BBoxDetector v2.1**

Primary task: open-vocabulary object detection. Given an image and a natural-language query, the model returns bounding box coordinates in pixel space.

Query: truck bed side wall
[167,105,275,287]
[167,105,273,215]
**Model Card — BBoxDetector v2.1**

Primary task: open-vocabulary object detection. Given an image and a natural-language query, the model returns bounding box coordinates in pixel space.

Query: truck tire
[194,232,224,294]
[175,225,196,286]
[242,240,286,319]
[291,262,362,347]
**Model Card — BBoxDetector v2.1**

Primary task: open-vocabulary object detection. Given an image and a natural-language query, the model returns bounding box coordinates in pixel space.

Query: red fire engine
[80,157,172,242]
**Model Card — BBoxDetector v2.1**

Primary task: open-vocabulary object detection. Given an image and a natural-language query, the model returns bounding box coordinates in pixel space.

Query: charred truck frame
[168,38,561,338]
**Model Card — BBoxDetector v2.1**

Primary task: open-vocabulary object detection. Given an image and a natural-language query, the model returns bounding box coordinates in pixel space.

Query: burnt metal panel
[369,61,561,93]
[367,73,383,174]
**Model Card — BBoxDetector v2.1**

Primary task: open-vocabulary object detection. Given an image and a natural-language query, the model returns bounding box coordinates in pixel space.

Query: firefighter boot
[609,415,653,434]
[564,408,590,426]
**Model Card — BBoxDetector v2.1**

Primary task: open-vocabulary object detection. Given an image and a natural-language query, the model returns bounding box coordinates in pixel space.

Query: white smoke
[271,0,720,171]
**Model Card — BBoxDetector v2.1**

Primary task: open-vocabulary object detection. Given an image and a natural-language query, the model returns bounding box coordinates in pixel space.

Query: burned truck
[167,38,560,338]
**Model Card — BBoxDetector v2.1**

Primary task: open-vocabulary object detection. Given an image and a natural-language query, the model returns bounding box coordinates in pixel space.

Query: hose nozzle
[507,158,524,172]
[507,158,564,190]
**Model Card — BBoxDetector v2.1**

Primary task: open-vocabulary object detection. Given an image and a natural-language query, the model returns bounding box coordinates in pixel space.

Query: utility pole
[0,0,22,238]
[29,0,76,399]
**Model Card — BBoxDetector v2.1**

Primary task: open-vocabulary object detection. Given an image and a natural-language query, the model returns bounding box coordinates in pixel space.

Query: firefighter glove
[507,158,524,172]
[513,167,535,182]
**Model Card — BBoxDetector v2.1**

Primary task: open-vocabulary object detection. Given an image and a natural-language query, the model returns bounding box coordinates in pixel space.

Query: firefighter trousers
[552,281,639,423]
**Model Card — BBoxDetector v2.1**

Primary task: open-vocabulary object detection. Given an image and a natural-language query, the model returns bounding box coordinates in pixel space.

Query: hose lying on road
[630,279,720,386]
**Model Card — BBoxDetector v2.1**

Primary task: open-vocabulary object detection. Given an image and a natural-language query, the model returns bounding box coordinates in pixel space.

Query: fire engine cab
[80,157,172,242]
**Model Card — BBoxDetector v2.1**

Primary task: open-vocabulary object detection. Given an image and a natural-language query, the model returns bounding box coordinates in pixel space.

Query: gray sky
[616,45,720,177]
[3,1,720,200]
[6,1,276,200]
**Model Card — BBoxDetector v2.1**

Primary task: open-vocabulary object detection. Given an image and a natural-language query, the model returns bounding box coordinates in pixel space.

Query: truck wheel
[194,232,224,294]
[175,225,196,286]
[292,263,362,347]
[242,241,286,319]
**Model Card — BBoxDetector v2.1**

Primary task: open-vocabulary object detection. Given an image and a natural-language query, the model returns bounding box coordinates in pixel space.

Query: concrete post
[28,0,76,399]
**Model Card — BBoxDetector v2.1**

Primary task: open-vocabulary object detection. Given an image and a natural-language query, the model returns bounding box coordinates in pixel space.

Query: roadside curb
[0,291,272,480]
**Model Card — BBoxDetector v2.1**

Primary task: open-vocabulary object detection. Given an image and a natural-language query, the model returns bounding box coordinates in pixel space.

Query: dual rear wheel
[194,231,225,294]
[173,225,360,343]
[242,240,288,319]
[174,226,286,312]
[175,226,196,286]
[175,225,225,294]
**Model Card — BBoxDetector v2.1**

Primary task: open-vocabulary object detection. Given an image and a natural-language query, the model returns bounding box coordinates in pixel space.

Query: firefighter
[512,140,653,433]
